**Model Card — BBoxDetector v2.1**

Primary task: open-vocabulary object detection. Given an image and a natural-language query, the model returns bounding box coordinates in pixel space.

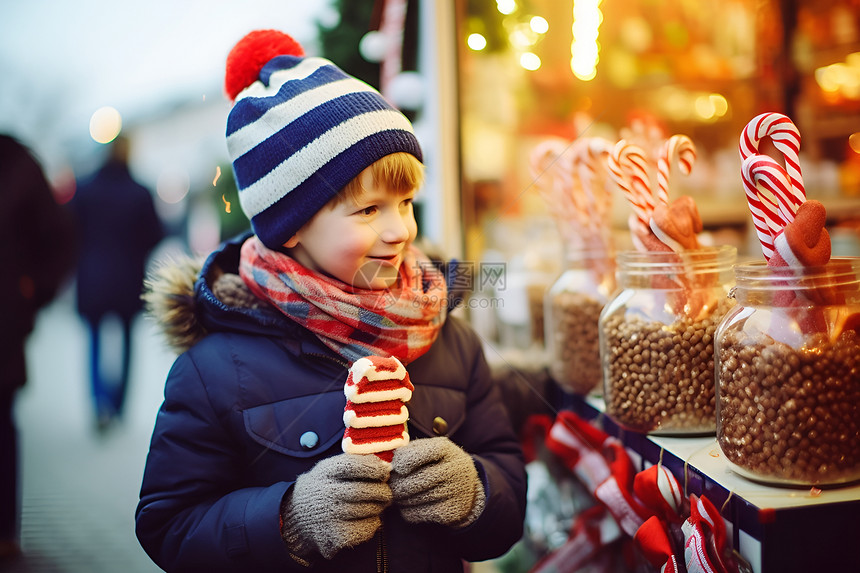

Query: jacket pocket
[407,385,467,439]
[242,390,345,458]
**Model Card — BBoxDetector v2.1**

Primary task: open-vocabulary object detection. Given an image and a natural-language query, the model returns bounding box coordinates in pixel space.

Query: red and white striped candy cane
[657,135,696,207]
[608,140,654,230]
[741,154,795,260]
[530,139,590,238]
[573,137,613,223]
[530,139,573,206]
[739,113,805,212]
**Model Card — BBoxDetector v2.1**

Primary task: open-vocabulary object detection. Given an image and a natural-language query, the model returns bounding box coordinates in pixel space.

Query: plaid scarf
[239,236,447,364]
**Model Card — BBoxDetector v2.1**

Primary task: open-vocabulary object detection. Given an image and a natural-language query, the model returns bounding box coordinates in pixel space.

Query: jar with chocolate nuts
[715,258,860,486]
[544,247,616,394]
[599,245,737,434]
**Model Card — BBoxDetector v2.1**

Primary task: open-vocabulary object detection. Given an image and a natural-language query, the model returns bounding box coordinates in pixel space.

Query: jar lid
[617,245,737,277]
[732,257,860,293]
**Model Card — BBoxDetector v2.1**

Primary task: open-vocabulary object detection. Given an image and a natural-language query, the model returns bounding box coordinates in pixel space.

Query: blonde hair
[329,152,424,208]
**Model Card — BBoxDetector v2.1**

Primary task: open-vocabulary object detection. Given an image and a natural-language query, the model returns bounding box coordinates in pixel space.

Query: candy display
[716,260,860,485]
[342,355,414,463]
[531,136,616,395]
[600,247,737,434]
[602,133,736,434]
[715,113,860,486]
[544,249,616,394]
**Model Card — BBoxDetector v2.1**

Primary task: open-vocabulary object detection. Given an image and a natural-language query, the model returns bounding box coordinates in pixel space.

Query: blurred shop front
[452,0,860,352]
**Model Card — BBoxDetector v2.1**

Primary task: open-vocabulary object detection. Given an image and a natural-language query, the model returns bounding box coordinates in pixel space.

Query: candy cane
[531,139,590,243]
[573,137,613,223]
[564,138,599,225]
[741,154,794,260]
[739,113,805,211]
[657,135,696,207]
[608,140,653,230]
[530,139,574,214]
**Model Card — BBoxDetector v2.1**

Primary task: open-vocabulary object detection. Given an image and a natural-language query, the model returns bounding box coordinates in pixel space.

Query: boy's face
[286,169,418,289]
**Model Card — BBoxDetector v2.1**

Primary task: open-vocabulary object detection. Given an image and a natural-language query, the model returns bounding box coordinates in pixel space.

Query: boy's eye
[360,205,377,216]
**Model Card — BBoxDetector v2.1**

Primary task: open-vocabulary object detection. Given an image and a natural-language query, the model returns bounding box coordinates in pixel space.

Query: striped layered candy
[342,355,413,463]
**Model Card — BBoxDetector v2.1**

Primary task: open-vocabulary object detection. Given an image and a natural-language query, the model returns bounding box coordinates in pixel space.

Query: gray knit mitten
[280,453,392,560]
[389,437,486,527]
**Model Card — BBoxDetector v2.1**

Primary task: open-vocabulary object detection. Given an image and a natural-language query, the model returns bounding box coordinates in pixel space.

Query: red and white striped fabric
[682,494,731,573]
[633,464,684,525]
[545,411,614,492]
[342,355,414,463]
[634,516,682,573]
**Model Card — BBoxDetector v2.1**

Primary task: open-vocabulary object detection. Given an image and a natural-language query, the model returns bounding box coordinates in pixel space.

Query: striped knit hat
[224,29,423,250]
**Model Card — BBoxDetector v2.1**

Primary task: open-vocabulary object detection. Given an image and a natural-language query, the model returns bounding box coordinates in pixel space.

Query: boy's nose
[379,211,411,243]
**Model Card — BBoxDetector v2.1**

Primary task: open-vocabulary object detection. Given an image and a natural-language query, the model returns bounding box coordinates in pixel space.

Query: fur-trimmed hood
[142,237,270,355]
[142,253,206,355]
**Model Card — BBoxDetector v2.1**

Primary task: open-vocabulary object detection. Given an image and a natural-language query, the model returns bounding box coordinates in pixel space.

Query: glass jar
[545,247,616,395]
[600,246,737,434]
[715,258,860,486]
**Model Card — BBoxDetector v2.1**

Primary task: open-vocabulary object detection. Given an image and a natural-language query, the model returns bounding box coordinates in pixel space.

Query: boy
[135,30,526,572]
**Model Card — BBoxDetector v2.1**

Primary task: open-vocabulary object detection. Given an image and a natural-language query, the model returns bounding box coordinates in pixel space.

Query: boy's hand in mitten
[281,453,392,560]
[389,436,486,527]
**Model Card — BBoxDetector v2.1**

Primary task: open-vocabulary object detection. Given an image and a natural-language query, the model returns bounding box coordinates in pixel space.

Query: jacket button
[432,417,448,436]
[300,431,319,449]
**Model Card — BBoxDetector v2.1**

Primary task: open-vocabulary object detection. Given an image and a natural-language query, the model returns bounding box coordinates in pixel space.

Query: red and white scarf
[239,236,447,364]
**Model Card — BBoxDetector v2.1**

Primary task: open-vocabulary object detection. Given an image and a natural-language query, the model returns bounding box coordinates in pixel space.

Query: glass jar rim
[732,257,860,291]
[561,243,616,260]
[616,245,737,274]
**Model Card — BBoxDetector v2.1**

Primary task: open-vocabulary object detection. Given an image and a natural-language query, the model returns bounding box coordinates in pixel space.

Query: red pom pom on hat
[225,29,305,101]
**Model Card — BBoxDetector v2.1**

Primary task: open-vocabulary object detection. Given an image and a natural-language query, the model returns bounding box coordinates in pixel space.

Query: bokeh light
[530,16,549,35]
[467,33,487,51]
[496,0,517,16]
[89,106,122,144]
[571,0,603,81]
[520,52,541,71]
[156,168,190,204]
[849,132,860,154]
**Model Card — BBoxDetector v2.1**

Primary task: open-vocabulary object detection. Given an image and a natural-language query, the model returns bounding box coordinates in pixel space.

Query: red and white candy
[739,112,805,209]
[609,139,654,234]
[342,355,413,463]
[739,115,831,269]
[657,135,696,208]
[610,135,703,254]
[740,154,789,260]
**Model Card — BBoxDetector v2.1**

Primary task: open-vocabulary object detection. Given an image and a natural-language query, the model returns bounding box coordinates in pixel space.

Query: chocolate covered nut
[717,328,860,485]
[602,297,734,433]
[548,291,604,394]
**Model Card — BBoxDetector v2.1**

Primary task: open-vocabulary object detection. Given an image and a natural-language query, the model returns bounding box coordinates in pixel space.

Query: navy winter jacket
[135,236,527,572]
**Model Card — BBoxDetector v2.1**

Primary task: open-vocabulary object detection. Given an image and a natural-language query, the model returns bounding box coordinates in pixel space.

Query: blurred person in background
[69,135,164,433]
[0,134,76,559]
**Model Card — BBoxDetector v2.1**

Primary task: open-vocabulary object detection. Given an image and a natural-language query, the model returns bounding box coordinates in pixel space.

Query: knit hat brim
[226,45,422,250]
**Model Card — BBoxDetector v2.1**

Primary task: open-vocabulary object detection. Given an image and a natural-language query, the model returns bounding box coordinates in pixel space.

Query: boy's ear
[282,234,300,248]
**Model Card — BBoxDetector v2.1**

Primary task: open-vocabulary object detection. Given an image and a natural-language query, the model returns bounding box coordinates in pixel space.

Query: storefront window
[454,0,860,348]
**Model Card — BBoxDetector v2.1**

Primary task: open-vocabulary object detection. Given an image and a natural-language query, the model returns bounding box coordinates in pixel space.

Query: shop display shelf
[563,394,860,573]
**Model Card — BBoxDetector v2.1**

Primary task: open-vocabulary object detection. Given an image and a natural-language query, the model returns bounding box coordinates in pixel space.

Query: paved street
[6,286,175,573]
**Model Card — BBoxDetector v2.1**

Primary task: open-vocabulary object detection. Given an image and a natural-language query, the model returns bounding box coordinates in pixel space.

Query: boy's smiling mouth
[369,253,400,262]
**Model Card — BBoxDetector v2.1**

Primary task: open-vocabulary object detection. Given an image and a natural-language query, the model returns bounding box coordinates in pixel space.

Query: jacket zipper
[376,520,388,573]
[305,351,349,369]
